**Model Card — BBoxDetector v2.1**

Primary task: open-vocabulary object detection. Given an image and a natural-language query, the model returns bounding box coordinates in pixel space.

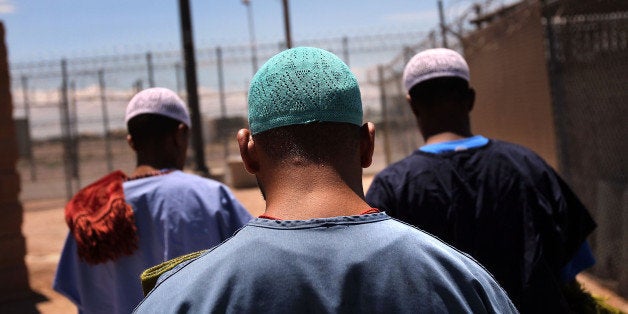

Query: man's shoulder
[123,171,233,208]
[138,226,253,298]
[151,171,225,190]
[486,139,553,171]
[489,139,542,157]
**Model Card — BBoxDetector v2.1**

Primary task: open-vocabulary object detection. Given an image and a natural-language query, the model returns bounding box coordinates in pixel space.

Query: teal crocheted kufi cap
[248,47,363,134]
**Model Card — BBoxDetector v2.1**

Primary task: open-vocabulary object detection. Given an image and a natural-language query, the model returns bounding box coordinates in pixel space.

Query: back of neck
[260,166,371,220]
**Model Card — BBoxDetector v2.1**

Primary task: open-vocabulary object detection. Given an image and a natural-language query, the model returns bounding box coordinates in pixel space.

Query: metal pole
[216,46,229,159]
[542,0,569,180]
[59,59,74,200]
[400,44,420,150]
[281,0,292,49]
[242,0,258,74]
[69,81,80,189]
[98,70,114,173]
[438,0,449,48]
[378,65,392,165]
[342,36,350,67]
[178,0,210,176]
[21,75,36,181]
[146,52,155,87]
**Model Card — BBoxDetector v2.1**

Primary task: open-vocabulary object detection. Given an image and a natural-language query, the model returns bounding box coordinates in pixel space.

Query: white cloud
[0,0,16,14]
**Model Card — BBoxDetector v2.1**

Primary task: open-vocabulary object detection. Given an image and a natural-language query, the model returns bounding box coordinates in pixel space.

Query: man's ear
[174,123,189,148]
[126,134,137,152]
[237,128,260,174]
[360,122,375,168]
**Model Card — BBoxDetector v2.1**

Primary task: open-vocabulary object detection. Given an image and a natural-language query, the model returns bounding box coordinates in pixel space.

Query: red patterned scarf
[64,170,138,264]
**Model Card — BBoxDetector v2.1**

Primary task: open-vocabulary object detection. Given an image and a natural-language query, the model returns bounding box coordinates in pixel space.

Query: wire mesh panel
[544,0,628,288]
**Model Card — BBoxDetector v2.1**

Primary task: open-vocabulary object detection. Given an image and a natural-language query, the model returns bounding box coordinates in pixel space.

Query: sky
[0,0,463,64]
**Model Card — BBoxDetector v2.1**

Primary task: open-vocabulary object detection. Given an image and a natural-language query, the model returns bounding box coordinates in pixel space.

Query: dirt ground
[16,176,628,313]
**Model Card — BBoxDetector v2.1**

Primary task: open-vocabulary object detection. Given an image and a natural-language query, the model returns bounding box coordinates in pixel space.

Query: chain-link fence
[543,0,628,294]
[11,31,432,201]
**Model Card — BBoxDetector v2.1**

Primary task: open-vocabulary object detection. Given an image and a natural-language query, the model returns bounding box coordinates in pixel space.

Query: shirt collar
[419,135,489,154]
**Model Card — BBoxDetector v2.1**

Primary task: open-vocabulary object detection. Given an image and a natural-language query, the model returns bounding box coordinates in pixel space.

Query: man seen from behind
[366,48,598,313]
[54,87,253,314]
[134,47,517,314]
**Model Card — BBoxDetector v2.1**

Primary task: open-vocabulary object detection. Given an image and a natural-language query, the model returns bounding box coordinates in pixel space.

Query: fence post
[59,59,74,200]
[69,81,80,189]
[378,65,392,166]
[542,0,570,181]
[146,52,155,87]
[179,0,210,177]
[397,52,419,153]
[281,0,292,49]
[99,70,114,173]
[438,0,449,48]
[20,75,36,181]
[216,46,229,159]
[342,36,350,67]
[243,0,258,75]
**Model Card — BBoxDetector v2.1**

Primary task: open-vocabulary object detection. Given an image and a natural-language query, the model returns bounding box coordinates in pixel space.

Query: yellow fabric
[140,250,206,296]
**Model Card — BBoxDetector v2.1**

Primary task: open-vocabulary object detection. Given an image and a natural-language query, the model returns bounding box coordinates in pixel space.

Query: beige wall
[463,2,558,168]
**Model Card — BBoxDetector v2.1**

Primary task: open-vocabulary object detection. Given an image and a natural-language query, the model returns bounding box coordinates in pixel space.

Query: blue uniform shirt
[53,171,253,314]
[135,213,518,313]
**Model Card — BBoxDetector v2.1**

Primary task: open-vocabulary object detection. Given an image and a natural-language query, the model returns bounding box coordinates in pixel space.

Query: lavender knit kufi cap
[402,48,470,93]
[247,47,363,135]
[125,87,191,128]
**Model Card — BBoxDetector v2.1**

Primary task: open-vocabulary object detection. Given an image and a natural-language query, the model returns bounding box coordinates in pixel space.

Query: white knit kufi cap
[402,48,470,93]
[125,87,191,127]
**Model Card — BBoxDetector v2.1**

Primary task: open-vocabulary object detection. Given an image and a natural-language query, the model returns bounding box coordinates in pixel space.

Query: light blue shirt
[135,213,518,313]
[53,171,253,314]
